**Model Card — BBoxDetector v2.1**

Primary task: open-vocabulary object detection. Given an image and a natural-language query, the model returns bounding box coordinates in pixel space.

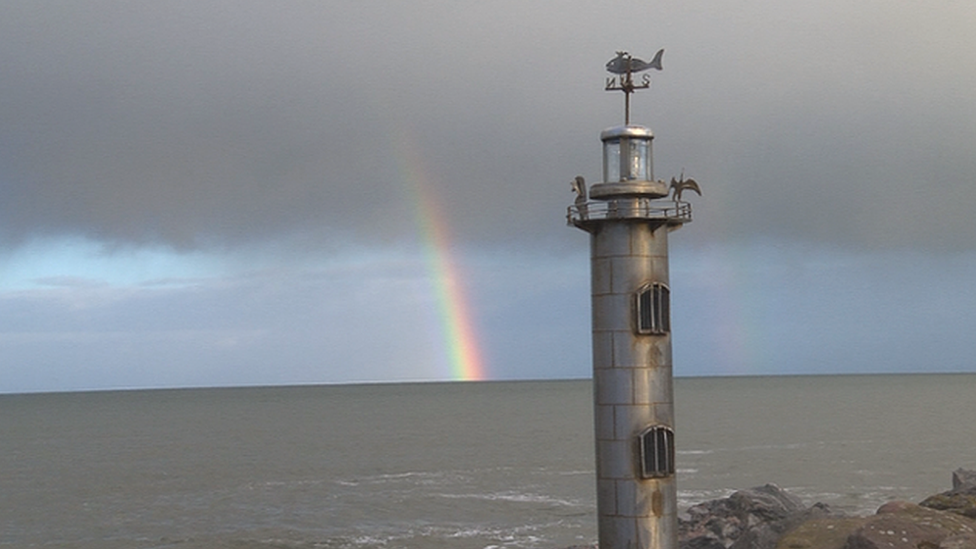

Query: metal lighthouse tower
[567,50,700,549]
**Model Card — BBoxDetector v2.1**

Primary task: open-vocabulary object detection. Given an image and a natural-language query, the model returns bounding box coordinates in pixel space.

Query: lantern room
[589,124,669,200]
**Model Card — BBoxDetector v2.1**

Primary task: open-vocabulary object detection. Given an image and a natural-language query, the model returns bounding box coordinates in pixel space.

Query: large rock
[841,500,976,549]
[938,533,976,549]
[731,505,833,549]
[920,492,976,520]
[680,484,831,549]
[774,517,866,549]
[775,501,976,549]
[952,469,976,492]
[683,537,727,549]
[673,471,976,549]
[920,468,976,519]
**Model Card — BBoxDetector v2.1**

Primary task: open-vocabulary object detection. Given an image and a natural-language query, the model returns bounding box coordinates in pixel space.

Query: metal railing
[567,199,692,226]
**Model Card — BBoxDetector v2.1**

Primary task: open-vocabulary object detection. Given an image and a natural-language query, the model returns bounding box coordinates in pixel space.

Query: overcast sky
[2,1,975,393]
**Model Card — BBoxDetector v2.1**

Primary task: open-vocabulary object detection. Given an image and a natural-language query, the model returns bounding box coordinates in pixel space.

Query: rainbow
[696,243,768,375]
[393,131,487,382]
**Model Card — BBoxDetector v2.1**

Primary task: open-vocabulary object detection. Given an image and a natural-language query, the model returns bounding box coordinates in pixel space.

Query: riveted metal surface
[658,480,678,519]
[652,256,670,283]
[613,404,657,440]
[592,294,632,333]
[633,366,672,405]
[634,479,673,518]
[593,224,634,258]
[591,332,614,369]
[630,223,668,258]
[637,503,677,548]
[594,404,615,441]
[591,257,613,295]
[614,334,655,368]
[598,479,618,516]
[600,517,638,549]
[610,256,654,295]
[649,403,675,427]
[615,479,639,516]
[596,369,633,405]
[597,439,633,479]
[647,335,671,366]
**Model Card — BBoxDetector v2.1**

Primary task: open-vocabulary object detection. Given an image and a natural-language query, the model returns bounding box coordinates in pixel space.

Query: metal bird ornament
[605,49,664,75]
[571,176,587,202]
[670,173,702,201]
[571,176,588,220]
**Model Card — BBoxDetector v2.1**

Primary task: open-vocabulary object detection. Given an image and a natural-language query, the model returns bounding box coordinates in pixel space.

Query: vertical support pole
[624,90,631,126]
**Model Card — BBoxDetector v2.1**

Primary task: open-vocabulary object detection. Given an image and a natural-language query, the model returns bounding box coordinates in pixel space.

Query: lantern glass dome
[601,125,654,184]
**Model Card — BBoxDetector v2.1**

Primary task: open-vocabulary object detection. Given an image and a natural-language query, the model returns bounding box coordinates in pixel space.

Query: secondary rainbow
[393,131,487,382]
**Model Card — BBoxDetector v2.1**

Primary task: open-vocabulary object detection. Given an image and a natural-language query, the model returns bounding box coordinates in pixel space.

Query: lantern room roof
[600,124,653,141]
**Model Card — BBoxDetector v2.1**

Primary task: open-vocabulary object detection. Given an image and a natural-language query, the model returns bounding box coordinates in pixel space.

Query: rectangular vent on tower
[639,426,675,479]
[636,283,670,334]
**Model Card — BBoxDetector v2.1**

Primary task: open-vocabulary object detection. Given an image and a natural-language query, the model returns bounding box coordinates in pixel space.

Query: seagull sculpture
[670,173,702,202]
[571,176,588,220]
[571,175,587,202]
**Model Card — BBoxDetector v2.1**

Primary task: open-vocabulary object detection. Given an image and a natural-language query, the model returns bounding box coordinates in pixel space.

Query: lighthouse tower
[567,51,698,549]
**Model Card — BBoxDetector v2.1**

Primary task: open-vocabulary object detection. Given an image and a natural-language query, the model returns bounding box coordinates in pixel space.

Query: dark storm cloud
[1,1,974,251]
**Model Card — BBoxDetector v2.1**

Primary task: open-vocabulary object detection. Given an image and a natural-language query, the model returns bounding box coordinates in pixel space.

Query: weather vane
[605,49,664,124]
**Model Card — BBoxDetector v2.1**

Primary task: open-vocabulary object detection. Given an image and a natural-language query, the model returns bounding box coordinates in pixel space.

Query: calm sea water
[2,374,975,549]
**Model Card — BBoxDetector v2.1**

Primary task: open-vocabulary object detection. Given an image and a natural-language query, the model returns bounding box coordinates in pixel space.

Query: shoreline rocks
[777,500,976,549]
[679,484,833,549]
[676,469,976,549]
[919,468,976,520]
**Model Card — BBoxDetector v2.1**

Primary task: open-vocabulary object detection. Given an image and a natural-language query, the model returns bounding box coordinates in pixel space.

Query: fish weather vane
[605,49,664,125]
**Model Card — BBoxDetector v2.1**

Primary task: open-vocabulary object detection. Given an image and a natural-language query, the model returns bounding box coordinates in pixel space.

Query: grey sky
[2,1,974,251]
[1,1,975,392]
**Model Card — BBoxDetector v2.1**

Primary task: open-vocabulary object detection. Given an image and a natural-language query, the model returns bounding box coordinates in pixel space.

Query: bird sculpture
[571,175,587,202]
[669,173,702,202]
[605,49,664,75]
[571,176,588,219]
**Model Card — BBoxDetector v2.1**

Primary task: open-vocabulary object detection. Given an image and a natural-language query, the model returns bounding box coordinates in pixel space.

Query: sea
[2,374,975,549]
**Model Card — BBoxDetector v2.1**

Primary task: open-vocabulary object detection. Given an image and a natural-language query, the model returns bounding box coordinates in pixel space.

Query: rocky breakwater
[678,468,976,549]
[918,468,976,520]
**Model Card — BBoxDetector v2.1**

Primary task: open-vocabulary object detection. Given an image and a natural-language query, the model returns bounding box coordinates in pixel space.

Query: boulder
[774,500,976,549]
[938,533,976,549]
[672,471,976,549]
[683,537,727,549]
[680,484,831,549]
[731,504,833,549]
[920,468,976,519]
[920,492,976,520]
[952,469,976,492]
[774,517,866,549]
[842,501,976,549]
